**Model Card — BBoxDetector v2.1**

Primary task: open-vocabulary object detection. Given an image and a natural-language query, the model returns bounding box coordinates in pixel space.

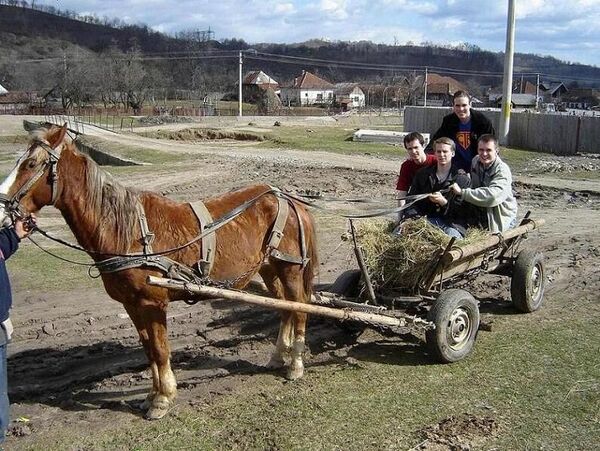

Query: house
[425,73,468,106]
[563,88,600,110]
[242,70,279,103]
[334,83,365,110]
[540,81,568,103]
[494,93,538,109]
[280,71,335,106]
[0,88,37,114]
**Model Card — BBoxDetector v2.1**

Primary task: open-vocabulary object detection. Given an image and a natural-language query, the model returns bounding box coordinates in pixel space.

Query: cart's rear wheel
[426,289,479,363]
[511,250,545,313]
[329,269,361,298]
[329,270,366,333]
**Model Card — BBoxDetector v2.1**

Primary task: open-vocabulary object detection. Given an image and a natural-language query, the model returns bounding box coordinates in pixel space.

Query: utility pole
[238,51,243,117]
[499,0,516,145]
[423,67,428,107]
[535,73,540,110]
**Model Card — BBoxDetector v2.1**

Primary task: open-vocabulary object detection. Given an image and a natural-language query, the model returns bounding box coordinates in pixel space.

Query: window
[316,93,323,101]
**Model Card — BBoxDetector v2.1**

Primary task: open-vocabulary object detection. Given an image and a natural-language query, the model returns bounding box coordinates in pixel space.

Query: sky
[51,0,600,66]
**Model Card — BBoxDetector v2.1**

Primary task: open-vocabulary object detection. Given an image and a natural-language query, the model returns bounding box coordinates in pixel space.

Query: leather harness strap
[135,200,155,255]
[189,200,216,277]
[267,189,309,267]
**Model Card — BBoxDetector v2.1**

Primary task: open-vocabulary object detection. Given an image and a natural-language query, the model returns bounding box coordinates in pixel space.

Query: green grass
[78,136,183,165]
[261,125,405,156]
[19,294,598,450]
[7,239,100,292]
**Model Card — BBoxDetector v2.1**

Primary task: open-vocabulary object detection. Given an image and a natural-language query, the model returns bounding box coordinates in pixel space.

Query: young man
[396,132,436,208]
[0,216,35,444]
[427,91,495,172]
[404,137,471,238]
[450,134,517,232]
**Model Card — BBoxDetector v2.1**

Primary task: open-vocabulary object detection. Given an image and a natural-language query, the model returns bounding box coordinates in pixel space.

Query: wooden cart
[148,215,545,364]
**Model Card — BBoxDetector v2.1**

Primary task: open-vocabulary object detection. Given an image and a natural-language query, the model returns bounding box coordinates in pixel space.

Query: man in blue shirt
[426,91,496,172]
[0,216,34,444]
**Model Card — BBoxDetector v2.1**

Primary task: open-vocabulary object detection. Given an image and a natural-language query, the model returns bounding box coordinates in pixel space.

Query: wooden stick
[147,276,432,329]
[442,218,545,265]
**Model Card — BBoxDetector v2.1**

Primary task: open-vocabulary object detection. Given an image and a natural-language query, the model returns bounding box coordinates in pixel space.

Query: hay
[354,218,488,293]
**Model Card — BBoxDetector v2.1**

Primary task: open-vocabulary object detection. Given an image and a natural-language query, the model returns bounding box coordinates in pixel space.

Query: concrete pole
[499,0,516,145]
[535,73,540,110]
[238,51,243,117]
[423,67,428,107]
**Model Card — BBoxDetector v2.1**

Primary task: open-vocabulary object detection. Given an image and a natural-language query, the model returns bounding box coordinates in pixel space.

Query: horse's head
[0,124,68,225]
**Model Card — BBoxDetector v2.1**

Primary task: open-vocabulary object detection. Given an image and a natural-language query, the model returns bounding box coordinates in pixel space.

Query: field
[0,114,599,450]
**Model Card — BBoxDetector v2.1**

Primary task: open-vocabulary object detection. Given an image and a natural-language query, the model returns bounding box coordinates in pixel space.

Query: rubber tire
[328,269,365,333]
[426,289,480,363]
[511,250,545,313]
[329,269,361,297]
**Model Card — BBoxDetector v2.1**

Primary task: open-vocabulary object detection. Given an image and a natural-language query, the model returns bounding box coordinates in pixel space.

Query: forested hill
[1,3,599,93]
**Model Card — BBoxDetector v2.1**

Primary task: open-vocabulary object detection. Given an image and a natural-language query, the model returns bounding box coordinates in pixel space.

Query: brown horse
[0,124,318,419]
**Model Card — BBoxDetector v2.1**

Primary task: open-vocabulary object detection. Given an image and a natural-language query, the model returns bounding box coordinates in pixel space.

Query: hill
[1,3,599,99]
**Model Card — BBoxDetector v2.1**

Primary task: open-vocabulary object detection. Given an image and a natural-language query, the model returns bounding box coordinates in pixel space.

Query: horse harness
[96,187,309,284]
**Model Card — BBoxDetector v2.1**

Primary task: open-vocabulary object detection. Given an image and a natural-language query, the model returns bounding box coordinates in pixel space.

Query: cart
[147,214,545,364]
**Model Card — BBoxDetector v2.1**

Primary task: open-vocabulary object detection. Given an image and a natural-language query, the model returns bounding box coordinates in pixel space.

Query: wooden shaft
[147,275,408,328]
[443,218,545,264]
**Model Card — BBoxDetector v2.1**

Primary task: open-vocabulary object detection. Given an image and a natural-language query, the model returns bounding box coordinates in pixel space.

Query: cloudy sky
[52,0,600,66]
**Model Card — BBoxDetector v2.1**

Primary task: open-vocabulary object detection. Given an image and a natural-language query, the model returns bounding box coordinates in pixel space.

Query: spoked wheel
[511,250,545,313]
[426,289,480,363]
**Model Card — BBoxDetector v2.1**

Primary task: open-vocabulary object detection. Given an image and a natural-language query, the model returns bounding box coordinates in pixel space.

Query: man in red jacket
[396,131,436,210]
[0,216,35,444]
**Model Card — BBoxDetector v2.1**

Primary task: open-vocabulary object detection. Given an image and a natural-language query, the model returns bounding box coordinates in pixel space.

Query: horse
[0,124,318,420]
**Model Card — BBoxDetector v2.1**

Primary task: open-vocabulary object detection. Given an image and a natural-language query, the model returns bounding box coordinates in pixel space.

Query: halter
[0,139,61,220]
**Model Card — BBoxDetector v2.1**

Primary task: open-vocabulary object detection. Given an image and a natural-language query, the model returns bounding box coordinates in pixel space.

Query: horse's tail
[300,206,319,302]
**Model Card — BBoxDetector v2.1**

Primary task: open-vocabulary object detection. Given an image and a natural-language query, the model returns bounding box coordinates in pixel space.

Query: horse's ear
[47,123,68,148]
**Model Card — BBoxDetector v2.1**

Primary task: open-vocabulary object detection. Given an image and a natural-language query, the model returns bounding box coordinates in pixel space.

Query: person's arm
[453,168,512,208]
[424,116,449,153]
[0,227,19,261]
[397,190,407,209]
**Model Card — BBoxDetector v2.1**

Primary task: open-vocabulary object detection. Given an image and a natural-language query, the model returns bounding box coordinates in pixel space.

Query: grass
[7,239,100,292]
[261,125,405,156]
[27,293,599,450]
[78,136,184,165]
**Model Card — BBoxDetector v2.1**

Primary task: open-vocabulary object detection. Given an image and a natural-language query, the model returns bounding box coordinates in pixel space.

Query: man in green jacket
[450,134,517,232]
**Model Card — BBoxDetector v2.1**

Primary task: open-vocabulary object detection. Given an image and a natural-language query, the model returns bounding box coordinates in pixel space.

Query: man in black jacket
[426,90,495,172]
[0,216,34,445]
[404,138,472,238]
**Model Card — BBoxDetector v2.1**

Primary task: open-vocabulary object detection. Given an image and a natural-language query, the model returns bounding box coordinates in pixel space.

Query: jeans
[0,343,7,444]
[428,217,464,239]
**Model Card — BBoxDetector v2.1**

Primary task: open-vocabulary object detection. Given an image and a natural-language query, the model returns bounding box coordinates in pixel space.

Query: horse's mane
[69,139,140,253]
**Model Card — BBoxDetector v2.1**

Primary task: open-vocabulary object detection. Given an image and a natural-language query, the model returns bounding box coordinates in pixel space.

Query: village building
[280,71,335,106]
[425,73,468,106]
[333,83,365,110]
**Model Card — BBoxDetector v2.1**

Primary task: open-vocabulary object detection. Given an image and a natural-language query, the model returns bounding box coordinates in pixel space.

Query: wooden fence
[404,107,600,155]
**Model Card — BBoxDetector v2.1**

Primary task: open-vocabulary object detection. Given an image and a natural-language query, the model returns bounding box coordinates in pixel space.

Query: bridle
[0,139,61,221]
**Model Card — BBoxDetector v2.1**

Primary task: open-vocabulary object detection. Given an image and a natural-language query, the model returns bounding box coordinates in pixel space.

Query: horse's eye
[26,159,37,169]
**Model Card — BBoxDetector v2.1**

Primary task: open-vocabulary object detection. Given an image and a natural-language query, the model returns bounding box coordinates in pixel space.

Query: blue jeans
[0,344,7,444]
[428,217,464,239]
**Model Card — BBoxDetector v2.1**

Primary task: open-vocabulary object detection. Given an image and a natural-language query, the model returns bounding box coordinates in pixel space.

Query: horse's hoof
[138,395,154,411]
[286,365,304,381]
[266,356,285,369]
[144,405,169,420]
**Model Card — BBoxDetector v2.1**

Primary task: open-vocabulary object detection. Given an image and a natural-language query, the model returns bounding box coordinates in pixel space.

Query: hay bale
[354,218,488,293]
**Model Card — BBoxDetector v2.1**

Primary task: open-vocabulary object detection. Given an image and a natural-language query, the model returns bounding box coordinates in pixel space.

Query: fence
[404,107,600,155]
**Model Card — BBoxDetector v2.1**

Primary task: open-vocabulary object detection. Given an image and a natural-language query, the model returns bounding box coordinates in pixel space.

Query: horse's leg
[259,266,294,369]
[139,302,177,420]
[123,303,158,411]
[279,266,308,381]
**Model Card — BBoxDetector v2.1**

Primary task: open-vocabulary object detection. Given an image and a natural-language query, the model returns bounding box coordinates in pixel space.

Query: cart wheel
[329,269,361,297]
[511,250,545,313]
[329,270,365,333]
[426,289,480,363]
